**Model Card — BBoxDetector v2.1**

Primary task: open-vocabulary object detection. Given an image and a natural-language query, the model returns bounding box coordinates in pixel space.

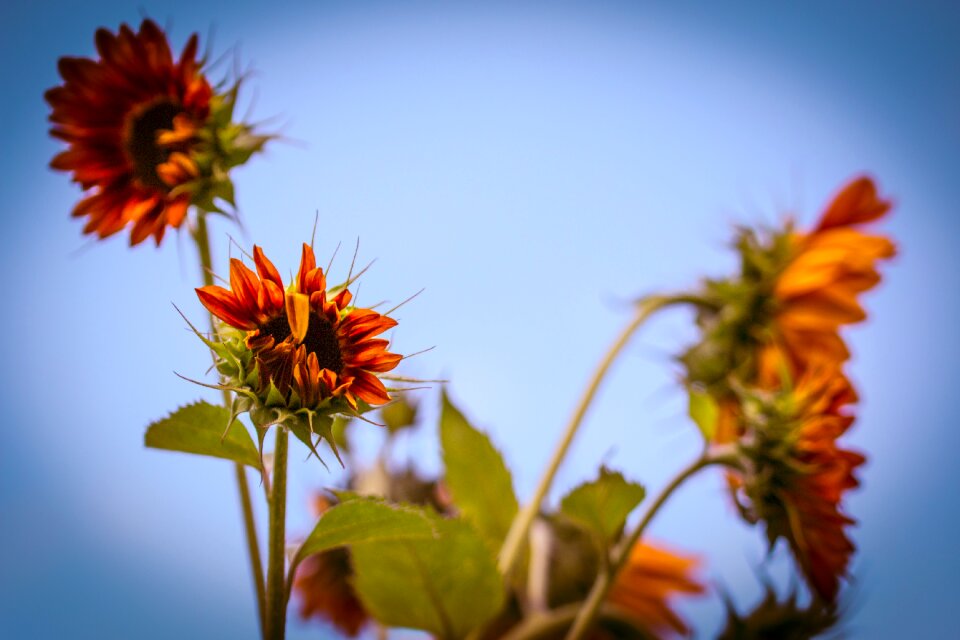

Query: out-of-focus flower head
[728,365,864,602]
[193,243,401,459]
[681,176,895,393]
[527,516,704,639]
[607,542,706,637]
[718,582,843,640]
[46,19,270,245]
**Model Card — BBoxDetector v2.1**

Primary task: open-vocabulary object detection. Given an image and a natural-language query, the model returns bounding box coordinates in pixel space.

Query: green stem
[193,214,267,635]
[265,428,289,640]
[564,446,740,640]
[497,295,687,578]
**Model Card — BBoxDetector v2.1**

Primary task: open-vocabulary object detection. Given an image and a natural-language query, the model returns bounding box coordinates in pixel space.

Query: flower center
[262,312,344,374]
[126,100,182,189]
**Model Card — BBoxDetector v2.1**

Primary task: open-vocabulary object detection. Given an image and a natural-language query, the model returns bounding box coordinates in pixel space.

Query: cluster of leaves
[145,391,655,638]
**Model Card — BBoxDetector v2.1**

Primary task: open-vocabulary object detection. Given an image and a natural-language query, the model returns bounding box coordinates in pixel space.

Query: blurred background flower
[1,1,957,638]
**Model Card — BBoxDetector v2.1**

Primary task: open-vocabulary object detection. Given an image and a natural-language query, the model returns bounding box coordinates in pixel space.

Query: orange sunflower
[733,365,864,602]
[761,176,896,378]
[607,542,705,637]
[197,243,401,412]
[681,176,894,394]
[47,20,267,245]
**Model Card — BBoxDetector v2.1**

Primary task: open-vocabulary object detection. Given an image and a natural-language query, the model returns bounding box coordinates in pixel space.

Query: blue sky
[1,1,958,637]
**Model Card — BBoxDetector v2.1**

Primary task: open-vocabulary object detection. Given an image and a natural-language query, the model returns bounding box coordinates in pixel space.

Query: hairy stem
[564,446,740,640]
[497,295,689,578]
[193,214,267,635]
[265,428,290,640]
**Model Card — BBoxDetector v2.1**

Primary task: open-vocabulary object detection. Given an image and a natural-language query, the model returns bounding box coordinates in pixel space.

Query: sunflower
[197,243,401,413]
[681,176,894,392]
[762,176,896,378]
[46,19,268,245]
[528,516,702,639]
[607,542,705,638]
[732,365,864,602]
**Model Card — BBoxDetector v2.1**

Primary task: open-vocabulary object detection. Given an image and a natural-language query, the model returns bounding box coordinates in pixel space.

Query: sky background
[1,0,958,638]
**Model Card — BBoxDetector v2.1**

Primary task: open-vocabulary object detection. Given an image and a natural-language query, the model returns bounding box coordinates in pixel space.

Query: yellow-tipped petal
[285,291,311,342]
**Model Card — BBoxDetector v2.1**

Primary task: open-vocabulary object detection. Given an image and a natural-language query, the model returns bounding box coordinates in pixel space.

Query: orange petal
[815,176,891,232]
[253,246,284,289]
[196,286,258,329]
[285,292,311,343]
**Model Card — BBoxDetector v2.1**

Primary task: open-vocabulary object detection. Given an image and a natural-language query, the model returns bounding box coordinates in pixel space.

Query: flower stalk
[497,294,700,578]
[265,427,290,640]
[193,214,267,635]
[564,445,741,640]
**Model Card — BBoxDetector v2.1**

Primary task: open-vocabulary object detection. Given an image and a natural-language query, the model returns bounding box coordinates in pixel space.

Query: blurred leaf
[560,468,645,543]
[688,386,719,441]
[439,391,518,547]
[381,394,419,434]
[352,516,505,639]
[294,497,436,565]
[145,401,260,469]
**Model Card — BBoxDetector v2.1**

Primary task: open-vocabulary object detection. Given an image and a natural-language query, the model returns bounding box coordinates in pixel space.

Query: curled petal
[196,286,258,329]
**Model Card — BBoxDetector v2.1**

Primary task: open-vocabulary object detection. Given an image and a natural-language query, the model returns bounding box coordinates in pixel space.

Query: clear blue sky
[1,1,958,637]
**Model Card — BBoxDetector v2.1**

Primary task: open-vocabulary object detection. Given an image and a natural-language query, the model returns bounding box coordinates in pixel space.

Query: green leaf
[689,386,719,441]
[352,517,505,639]
[294,498,436,565]
[559,467,645,543]
[145,401,260,469]
[381,394,418,434]
[439,391,518,547]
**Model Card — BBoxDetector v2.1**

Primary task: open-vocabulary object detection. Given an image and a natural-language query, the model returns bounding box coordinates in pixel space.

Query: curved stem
[193,214,267,634]
[497,295,689,577]
[265,428,290,640]
[564,446,740,640]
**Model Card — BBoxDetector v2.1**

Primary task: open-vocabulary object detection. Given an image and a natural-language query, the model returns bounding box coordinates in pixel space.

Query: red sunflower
[47,20,267,245]
[762,176,896,379]
[196,243,401,412]
[734,365,864,602]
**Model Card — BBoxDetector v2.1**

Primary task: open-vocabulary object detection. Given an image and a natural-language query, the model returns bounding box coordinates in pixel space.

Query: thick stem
[265,428,289,640]
[193,214,267,634]
[564,446,739,640]
[497,295,684,577]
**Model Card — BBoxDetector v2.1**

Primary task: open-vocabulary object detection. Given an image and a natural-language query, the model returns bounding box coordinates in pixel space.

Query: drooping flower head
[718,582,842,640]
[681,176,895,392]
[46,19,269,245]
[730,365,864,602]
[195,243,402,449]
[526,516,703,638]
[761,177,896,379]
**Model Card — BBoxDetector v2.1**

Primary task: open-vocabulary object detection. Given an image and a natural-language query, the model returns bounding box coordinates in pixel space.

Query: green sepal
[689,385,720,441]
